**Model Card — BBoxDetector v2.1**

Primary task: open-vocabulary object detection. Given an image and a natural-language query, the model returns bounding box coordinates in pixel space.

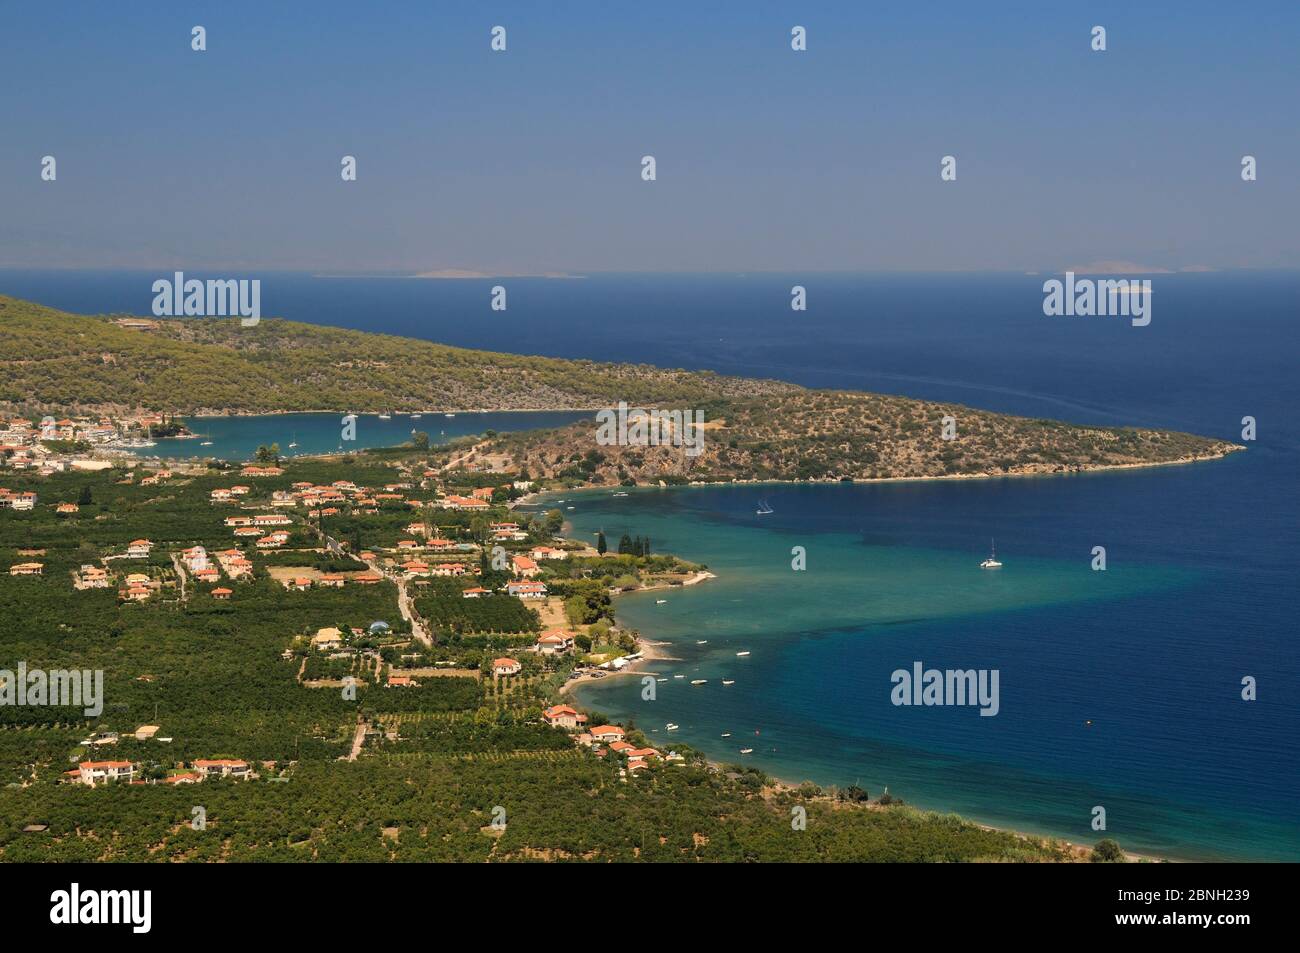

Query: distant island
[411,269,580,280]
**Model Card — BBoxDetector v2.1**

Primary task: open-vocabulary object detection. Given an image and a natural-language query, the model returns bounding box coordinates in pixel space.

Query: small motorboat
[691,679,707,685]
[740,748,754,755]
[666,723,679,731]
[735,651,750,657]
[722,680,735,686]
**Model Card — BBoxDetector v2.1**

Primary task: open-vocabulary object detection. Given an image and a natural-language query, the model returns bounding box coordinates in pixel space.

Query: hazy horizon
[3,0,1297,274]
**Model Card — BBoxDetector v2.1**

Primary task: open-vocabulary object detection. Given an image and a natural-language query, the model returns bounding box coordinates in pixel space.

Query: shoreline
[548,498,1173,864]
[511,446,1243,508]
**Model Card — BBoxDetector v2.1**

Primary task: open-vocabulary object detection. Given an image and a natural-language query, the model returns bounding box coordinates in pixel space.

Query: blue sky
[2,1,1297,273]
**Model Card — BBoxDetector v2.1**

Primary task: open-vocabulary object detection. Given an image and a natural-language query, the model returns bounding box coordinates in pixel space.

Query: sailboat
[287,432,298,449]
[980,538,1003,569]
[756,499,774,515]
[378,412,391,420]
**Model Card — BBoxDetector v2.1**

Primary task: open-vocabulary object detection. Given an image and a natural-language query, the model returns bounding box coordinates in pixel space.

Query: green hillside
[0,295,792,414]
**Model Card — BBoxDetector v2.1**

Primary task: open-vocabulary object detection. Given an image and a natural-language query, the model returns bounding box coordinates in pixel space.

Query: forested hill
[0,295,794,414]
[0,293,1239,480]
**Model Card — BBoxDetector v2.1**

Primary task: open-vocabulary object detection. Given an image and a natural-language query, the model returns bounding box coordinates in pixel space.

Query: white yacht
[980,538,1003,569]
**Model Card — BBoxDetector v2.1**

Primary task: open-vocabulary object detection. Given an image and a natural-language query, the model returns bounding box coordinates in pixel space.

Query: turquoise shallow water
[555,476,1300,862]
[129,410,591,460]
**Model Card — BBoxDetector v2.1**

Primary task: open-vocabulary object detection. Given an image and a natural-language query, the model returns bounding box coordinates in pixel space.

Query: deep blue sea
[4,269,1297,860]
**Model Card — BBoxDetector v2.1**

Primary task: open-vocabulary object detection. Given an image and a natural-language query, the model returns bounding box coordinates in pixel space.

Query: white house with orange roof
[511,555,539,578]
[400,559,431,577]
[192,759,252,779]
[530,546,568,561]
[74,760,136,786]
[439,495,489,511]
[542,704,587,729]
[507,581,547,600]
[535,629,575,654]
[492,657,522,677]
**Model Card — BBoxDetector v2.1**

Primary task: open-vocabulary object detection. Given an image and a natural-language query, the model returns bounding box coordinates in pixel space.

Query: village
[0,412,189,470]
[2,443,705,796]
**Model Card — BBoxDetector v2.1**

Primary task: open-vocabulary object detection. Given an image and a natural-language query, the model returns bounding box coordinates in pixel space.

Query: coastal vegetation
[0,294,1236,488]
[0,295,790,416]
[0,456,1090,862]
[482,391,1240,485]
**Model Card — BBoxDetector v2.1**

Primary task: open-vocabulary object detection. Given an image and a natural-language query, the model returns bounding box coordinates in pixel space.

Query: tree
[1090,839,1125,863]
[596,531,607,555]
[78,486,93,506]
[542,510,564,535]
[840,784,870,803]
[412,431,430,450]
[618,534,633,555]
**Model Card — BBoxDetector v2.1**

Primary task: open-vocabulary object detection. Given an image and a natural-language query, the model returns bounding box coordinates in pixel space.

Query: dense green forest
[0,456,1086,862]
[0,295,790,414]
